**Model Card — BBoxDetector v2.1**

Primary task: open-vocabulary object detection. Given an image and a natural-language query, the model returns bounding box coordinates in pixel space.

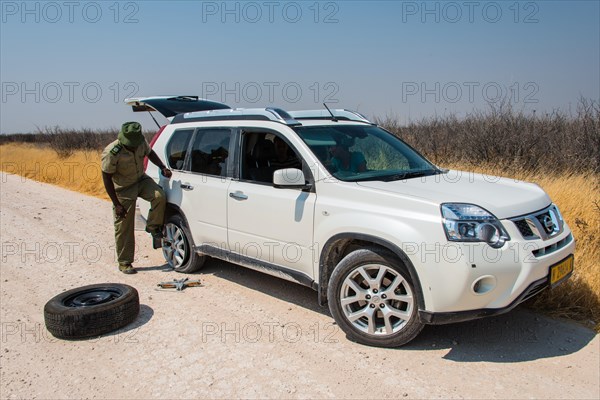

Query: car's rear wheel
[328,247,424,347]
[162,215,205,273]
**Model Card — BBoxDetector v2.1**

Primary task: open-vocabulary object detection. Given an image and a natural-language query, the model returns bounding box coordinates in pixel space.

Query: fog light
[472,276,497,295]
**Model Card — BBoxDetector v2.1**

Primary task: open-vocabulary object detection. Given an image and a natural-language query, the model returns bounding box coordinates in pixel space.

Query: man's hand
[148,150,172,179]
[102,172,127,219]
[115,204,127,219]
[161,167,173,178]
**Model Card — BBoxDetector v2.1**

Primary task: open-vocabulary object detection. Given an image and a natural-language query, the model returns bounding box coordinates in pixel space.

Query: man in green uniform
[101,122,172,274]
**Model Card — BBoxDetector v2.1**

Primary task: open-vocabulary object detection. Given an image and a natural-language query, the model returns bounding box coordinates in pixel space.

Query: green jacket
[101,139,151,191]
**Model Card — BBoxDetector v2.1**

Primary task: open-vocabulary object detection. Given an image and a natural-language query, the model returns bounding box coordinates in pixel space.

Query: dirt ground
[1,172,599,399]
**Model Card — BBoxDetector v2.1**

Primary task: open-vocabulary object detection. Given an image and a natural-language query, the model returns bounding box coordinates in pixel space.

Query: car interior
[241,132,302,184]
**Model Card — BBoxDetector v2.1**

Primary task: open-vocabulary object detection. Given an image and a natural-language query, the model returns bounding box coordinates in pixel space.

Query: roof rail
[171,108,302,126]
[288,109,373,124]
[168,107,372,125]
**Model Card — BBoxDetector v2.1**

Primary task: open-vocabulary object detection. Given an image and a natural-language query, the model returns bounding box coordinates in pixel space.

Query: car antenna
[323,103,338,122]
[147,111,161,129]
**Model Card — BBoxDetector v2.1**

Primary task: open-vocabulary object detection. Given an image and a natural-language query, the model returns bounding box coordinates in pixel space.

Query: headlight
[441,203,510,248]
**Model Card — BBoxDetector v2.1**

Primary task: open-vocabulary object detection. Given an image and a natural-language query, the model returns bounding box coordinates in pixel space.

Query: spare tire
[44,283,139,339]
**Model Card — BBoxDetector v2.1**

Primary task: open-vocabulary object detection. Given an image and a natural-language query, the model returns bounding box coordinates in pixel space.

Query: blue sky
[1,0,599,133]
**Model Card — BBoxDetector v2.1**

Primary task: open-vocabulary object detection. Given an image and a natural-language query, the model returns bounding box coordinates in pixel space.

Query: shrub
[377,98,600,174]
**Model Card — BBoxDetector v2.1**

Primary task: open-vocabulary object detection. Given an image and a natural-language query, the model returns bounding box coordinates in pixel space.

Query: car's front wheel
[327,247,424,347]
[162,215,206,273]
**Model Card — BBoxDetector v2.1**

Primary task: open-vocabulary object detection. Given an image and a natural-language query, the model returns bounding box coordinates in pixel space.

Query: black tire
[162,214,206,273]
[327,247,424,347]
[44,283,139,340]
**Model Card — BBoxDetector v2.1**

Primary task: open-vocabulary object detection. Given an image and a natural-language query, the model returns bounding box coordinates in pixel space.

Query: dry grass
[0,143,109,200]
[532,173,600,331]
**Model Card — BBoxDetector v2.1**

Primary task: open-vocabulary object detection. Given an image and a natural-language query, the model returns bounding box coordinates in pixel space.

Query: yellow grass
[0,143,109,200]
[1,143,598,330]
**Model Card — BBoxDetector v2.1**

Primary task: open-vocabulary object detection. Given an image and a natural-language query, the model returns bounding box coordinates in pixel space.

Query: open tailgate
[125,96,230,119]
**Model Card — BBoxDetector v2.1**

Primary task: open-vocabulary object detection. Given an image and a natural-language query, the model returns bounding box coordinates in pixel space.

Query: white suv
[130,96,575,347]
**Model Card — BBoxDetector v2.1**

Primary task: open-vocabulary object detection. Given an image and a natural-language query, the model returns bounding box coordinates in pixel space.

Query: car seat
[248,138,276,183]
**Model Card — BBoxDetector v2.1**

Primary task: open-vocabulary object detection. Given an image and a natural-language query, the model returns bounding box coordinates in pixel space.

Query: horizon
[1,0,599,134]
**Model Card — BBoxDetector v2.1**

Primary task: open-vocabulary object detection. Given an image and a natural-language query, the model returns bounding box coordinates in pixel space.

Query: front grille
[513,219,534,238]
[532,234,573,258]
[509,205,564,240]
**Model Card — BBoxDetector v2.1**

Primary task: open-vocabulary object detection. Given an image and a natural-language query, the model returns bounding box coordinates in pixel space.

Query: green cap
[118,121,144,147]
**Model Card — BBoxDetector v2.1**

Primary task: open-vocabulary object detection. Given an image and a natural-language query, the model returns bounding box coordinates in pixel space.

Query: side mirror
[273,168,310,189]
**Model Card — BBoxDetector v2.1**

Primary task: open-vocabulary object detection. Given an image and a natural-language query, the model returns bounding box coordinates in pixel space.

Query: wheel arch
[318,233,425,310]
[164,202,190,228]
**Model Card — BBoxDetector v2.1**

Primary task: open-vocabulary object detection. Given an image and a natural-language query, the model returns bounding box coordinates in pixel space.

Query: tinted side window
[166,129,193,170]
[241,131,302,184]
[189,129,231,176]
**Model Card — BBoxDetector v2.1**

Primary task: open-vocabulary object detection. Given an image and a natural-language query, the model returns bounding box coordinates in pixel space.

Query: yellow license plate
[549,255,574,287]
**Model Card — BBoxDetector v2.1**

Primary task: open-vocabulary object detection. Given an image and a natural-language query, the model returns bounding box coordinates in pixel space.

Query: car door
[168,127,234,248]
[227,129,316,280]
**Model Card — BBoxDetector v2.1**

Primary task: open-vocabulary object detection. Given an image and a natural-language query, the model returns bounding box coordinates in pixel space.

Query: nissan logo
[542,215,555,233]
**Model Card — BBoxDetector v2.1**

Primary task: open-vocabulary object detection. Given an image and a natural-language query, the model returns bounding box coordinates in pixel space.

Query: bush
[377,98,600,174]
[0,127,158,158]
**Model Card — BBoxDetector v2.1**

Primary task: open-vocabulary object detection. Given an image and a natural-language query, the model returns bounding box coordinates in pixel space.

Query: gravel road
[1,172,598,399]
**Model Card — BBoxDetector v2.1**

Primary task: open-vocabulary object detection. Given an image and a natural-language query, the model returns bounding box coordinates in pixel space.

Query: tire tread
[44,283,140,340]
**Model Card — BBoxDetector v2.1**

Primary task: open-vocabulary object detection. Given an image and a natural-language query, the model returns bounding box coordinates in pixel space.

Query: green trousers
[113,176,166,266]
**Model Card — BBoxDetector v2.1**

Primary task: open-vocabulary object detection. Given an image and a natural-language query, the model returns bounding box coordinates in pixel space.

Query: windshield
[293,124,438,182]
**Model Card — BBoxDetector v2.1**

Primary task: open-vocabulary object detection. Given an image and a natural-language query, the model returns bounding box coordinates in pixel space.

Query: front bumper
[417,221,575,315]
[419,275,551,325]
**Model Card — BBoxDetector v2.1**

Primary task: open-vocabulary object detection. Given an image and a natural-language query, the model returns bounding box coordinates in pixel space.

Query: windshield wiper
[349,171,423,182]
[349,169,443,183]
[377,170,439,182]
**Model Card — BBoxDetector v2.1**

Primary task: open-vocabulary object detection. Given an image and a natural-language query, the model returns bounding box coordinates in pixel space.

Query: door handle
[180,183,194,191]
[229,191,248,200]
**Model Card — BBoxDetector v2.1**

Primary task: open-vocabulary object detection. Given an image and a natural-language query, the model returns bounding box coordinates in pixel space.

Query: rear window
[166,129,194,170]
